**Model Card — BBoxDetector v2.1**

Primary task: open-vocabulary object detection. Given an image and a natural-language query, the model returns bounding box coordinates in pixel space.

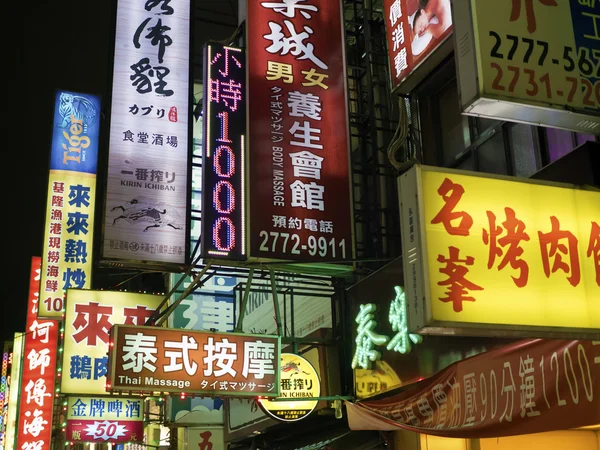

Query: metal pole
[235,268,254,332]
[269,269,283,336]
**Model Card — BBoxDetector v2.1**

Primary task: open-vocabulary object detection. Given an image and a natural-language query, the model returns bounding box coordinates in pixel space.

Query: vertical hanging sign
[16,257,59,450]
[39,90,101,318]
[201,43,246,260]
[102,0,191,268]
[247,0,354,263]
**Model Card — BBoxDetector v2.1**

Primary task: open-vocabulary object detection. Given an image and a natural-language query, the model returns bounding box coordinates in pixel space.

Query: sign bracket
[235,268,255,332]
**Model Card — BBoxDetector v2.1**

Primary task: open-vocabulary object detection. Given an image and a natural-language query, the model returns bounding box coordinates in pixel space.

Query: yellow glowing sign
[473,0,599,112]
[400,165,600,337]
[66,396,144,422]
[258,353,320,422]
[62,289,163,395]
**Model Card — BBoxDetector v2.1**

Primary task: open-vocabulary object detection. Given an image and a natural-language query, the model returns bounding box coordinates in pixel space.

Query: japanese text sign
[102,0,191,267]
[66,396,143,443]
[347,339,600,437]
[246,0,354,263]
[384,0,453,93]
[107,325,281,397]
[201,43,246,260]
[258,353,321,422]
[453,0,600,133]
[62,289,163,395]
[399,165,600,338]
[39,90,101,318]
[16,257,59,450]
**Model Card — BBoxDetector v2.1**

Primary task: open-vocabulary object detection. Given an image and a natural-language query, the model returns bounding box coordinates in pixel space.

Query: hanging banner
[39,90,101,318]
[107,325,281,397]
[399,164,600,339]
[346,338,600,438]
[384,0,453,94]
[102,0,191,268]
[16,257,59,450]
[66,396,144,443]
[62,289,163,395]
[453,0,600,133]
[246,0,354,264]
[201,42,247,261]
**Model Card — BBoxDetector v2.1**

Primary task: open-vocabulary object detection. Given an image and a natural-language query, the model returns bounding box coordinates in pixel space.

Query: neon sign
[351,286,423,370]
[201,43,246,260]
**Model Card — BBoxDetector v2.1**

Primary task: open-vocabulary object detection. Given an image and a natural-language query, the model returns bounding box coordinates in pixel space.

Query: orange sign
[108,325,281,397]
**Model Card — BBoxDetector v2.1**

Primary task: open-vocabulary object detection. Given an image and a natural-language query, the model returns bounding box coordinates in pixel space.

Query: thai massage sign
[66,396,143,443]
[246,0,354,263]
[399,164,600,339]
[107,325,281,397]
[351,286,422,370]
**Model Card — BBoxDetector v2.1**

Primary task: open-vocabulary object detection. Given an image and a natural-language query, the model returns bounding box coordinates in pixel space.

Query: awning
[346,339,600,439]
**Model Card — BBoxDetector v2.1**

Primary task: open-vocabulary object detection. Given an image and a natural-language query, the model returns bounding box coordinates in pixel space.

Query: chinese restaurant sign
[102,0,190,267]
[453,0,600,133]
[107,325,281,397]
[62,289,163,395]
[246,0,354,263]
[39,90,100,318]
[399,165,600,338]
[384,0,453,94]
[258,353,320,422]
[66,396,143,443]
[347,339,600,437]
[16,257,59,450]
[201,43,246,260]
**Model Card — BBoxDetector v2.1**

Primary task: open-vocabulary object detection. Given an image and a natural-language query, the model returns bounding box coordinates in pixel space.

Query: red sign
[107,325,281,397]
[347,339,600,438]
[384,0,453,92]
[16,257,59,450]
[247,0,353,262]
[66,420,144,443]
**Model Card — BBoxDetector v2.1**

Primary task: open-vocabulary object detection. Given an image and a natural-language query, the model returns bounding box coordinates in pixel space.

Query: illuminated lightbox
[201,43,246,260]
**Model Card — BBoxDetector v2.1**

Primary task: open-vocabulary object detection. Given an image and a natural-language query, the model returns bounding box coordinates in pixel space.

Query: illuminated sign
[62,289,163,395]
[201,43,246,260]
[39,90,100,318]
[399,164,600,338]
[258,353,320,422]
[384,0,453,94]
[102,0,190,267]
[4,333,23,450]
[246,0,354,263]
[66,396,143,443]
[351,286,422,370]
[16,257,59,450]
[107,325,281,397]
[453,0,600,133]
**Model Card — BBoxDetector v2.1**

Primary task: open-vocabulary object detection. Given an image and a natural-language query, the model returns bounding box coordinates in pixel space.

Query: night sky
[5,1,111,346]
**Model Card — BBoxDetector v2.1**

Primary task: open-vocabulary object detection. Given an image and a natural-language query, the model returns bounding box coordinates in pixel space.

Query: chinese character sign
[247,0,354,263]
[186,427,225,450]
[384,0,453,93]
[39,91,101,318]
[66,396,143,443]
[347,339,600,437]
[107,325,281,397]
[16,257,59,450]
[103,0,190,266]
[399,165,600,337]
[62,289,163,395]
[202,43,247,260]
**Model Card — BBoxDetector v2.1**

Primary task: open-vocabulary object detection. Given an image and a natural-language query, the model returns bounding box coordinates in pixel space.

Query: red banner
[66,419,144,443]
[347,339,600,438]
[247,0,353,262]
[16,257,59,450]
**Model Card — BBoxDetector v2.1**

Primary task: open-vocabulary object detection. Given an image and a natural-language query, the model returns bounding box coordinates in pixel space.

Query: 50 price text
[258,230,347,259]
[489,31,600,77]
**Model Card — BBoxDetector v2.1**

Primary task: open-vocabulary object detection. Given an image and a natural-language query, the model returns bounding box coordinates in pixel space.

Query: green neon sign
[351,286,422,370]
